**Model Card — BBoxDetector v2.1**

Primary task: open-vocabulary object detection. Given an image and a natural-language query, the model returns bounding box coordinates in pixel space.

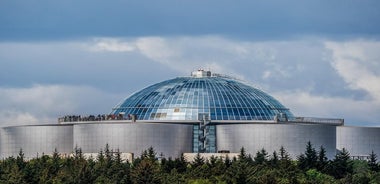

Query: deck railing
[288,117,344,126]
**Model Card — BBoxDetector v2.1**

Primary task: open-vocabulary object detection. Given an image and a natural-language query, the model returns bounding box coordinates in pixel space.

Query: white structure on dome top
[191,69,211,78]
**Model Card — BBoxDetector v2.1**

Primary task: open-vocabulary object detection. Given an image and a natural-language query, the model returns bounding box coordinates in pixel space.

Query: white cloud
[91,38,136,52]
[90,36,304,80]
[0,85,121,127]
[273,90,380,126]
[0,110,40,126]
[325,40,380,102]
[135,37,180,63]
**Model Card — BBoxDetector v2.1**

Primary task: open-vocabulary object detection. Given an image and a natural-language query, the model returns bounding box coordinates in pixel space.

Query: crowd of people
[58,114,127,122]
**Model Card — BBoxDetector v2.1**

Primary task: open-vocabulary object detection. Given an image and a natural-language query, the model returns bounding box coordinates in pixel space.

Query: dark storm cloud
[1,0,380,41]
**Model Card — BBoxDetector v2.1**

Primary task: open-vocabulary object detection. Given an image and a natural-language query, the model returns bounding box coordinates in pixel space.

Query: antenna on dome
[191,69,211,78]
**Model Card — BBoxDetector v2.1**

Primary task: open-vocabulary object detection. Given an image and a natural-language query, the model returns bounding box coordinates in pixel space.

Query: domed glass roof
[111,72,293,121]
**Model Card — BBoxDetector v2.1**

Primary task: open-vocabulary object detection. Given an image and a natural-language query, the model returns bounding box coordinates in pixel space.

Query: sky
[1,0,380,127]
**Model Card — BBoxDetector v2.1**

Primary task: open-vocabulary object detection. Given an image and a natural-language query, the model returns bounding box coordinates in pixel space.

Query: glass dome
[111,72,293,121]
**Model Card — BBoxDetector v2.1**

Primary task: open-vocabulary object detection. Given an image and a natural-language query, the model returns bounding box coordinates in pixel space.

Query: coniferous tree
[224,147,252,184]
[174,154,187,173]
[317,146,328,172]
[7,164,26,184]
[279,146,290,161]
[222,159,236,184]
[227,157,250,184]
[94,148,108,182]
[37,154,51,183]
[298,153,307,170]
[111,149,131,183]
[74,160,94,184]
[23,158,37,183]
[305,141,318,169]
[238,147,247,161]
[279,146,292,169]
[328,148,353,179]
[192,153,205,168]
[8,145,380,183]
[147,146,157,161]
[161,168,184,184]
[131,150,160,184]
[278,146,297,183]
[298,141,318,171]
[104,144,113,163]
[254,148,268,165]
[270,151,279,168]
[368,150,379,172]
[160,157,169,173]
[16,149,25,170]
[211,157,226,177]
[51,148,60,177]
[208,155,217,168]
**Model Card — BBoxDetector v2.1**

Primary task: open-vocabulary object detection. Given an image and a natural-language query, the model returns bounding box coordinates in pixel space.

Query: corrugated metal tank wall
[73,123,193,158]
[216,123,337,159]
[337,126,380,157]
[0,125,73,159]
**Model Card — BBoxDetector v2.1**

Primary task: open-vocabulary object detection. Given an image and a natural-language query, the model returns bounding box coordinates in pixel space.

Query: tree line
[1,142,380,184]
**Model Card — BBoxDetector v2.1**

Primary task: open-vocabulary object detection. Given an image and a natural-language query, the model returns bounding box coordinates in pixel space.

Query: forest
[1,142,380,184]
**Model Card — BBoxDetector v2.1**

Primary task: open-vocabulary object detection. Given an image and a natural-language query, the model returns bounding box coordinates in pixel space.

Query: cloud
[325,40,380,102]
[91,38,136,52]
[0,111,40,126]
[273,90,380,126]
[92,36,380,100]
[90,36,340,91]
[269,40,380,126]
[90,36,296,80]
[135,37,180,63]
[2,36,380,126]
[0,85,121,127]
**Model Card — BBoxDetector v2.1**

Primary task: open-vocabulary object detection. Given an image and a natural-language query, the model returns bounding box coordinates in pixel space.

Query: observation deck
[58,114,344,126]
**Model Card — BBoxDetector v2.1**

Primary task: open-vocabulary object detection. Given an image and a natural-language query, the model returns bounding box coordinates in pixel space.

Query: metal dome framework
[111,75,293,121]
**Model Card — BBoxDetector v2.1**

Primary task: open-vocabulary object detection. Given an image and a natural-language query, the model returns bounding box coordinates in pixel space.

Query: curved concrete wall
[337,126,380,157]
[73,122,193,158]
[216,123,337,159]
[0,125,73,159]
